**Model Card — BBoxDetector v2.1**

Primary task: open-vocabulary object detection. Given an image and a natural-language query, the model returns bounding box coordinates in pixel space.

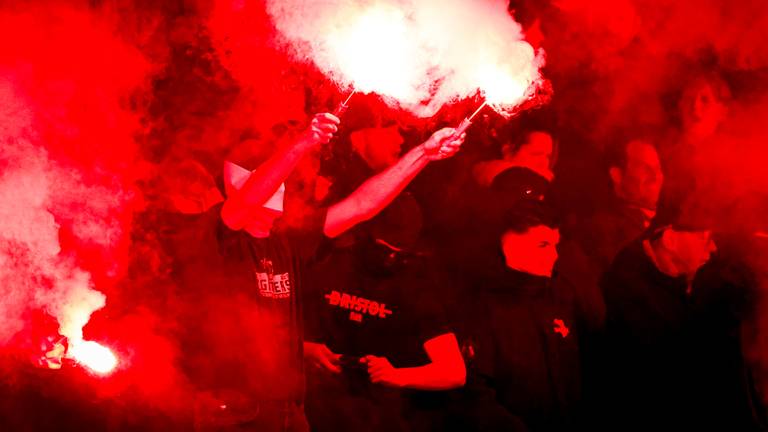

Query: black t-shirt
[463,269,580,432]
[305,247,450,368]
[303,247,452,431]
[172,203,326,403]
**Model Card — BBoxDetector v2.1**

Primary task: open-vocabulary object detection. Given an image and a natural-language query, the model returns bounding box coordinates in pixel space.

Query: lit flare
[67,340,118,375]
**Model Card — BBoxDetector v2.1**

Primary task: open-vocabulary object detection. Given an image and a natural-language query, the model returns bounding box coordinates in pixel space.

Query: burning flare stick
[68,340,118,375]
[333,89,357,117]
[452,80,553,137]
[320,90,356,162]
[453,100,489,137]
[40,337,118,376]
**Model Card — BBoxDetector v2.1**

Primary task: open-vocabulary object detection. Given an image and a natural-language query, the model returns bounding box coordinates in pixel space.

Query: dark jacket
[602,238,762,431]
[463,269,581,432]
[557,195,651,331]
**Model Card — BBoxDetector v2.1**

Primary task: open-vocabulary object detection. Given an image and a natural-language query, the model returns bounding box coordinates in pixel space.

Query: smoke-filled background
[1,0,768,429]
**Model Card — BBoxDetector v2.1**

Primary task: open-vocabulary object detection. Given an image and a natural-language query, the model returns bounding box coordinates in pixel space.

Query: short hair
[499,200,558,235]
[490,166,550,203]
[498,108,556,159]
[502,129,553,159]
[679,72,732,109]
[652,192,716,233]
[604,132,659,171]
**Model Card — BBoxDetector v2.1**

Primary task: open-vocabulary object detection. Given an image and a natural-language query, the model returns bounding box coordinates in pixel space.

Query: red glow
[68,340,118,375]
[0,0,766,428]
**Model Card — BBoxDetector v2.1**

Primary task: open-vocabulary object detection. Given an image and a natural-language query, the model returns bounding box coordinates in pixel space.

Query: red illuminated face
[501,225,560,277]
[611,140,663,210]
[680,83,727,140]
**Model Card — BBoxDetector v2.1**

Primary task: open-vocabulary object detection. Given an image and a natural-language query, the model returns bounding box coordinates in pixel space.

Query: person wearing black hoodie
[456,202,581,431]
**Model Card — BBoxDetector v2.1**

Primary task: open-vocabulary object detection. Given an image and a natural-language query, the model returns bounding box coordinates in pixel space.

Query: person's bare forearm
[221,113,339,230]
[324,143,430,237]
[221,137,311,229]
[324,127,463,237]
[394,361,466,390]
[365,334,466,390]
[351,143,430,207]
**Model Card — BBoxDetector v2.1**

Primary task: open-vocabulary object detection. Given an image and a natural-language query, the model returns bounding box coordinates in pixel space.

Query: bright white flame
[475,64,527,106]
[68,340,118,375]
[326,5,419,100]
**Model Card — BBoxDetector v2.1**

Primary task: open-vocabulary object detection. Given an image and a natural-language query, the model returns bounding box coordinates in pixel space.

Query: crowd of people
[157,70,768,432]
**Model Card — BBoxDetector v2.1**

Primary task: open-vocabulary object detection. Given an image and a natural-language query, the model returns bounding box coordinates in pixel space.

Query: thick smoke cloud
[264,0,544,117]
[538,0,768,137]
[0,4,150,350]
[0,3,200,427]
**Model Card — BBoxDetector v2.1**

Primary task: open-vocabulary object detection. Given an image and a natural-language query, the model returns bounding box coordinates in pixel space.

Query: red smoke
[0,2,196,423]
[0,3,151,350]
[204,0,310,135]
[1,0,767,426]
[0,1,190,415]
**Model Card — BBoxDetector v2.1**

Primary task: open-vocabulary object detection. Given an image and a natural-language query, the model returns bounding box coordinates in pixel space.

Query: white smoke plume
[266,0,545,117]
[0,78,123,347]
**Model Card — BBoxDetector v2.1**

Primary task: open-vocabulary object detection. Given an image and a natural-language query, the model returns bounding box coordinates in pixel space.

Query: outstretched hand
[422,128,466,161]
[299,113,340,148]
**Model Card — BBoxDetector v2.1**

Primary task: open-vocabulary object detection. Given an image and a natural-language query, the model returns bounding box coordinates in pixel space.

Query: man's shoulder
[610,238,647,265]
[602,240,651,290]
[590,203,645,234]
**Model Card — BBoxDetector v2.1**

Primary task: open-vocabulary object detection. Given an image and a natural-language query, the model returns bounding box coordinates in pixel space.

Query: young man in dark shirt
[303,196,466,432]
[459,202,580,432]
[175,112,466,431]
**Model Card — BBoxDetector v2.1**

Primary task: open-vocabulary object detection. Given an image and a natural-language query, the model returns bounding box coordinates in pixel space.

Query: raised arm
[324,128,465,238]
[363,332,466,390]
[221,113,339,230]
